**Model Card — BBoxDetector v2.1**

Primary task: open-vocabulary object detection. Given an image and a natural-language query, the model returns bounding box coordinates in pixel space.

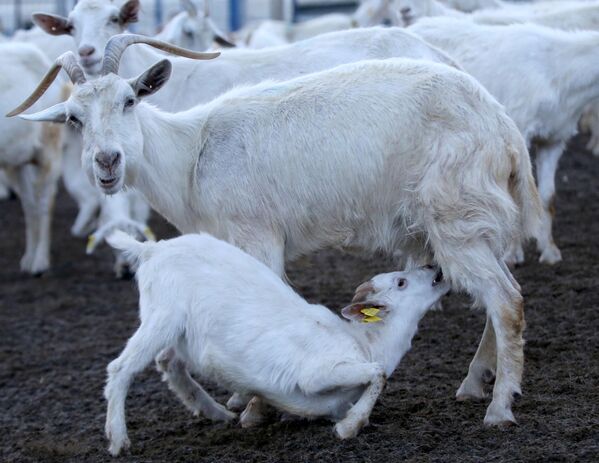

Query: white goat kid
[0,43,64,274]
[11,39,542,428]
[103,231,449,455]
[410,18,599,265]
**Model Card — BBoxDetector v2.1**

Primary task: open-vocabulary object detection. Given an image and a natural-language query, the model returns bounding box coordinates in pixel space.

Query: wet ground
[1,136,598,462]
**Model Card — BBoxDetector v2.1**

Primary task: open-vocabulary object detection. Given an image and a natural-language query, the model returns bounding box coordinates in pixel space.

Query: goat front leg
[8,165,41,274]
[155,348,236,422]
[535,142,565,264]
[299,362,386,439]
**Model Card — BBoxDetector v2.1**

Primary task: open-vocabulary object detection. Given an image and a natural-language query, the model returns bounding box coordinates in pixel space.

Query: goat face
[19,60,172,195]
[34,0,139,75]
[342,266,450,323]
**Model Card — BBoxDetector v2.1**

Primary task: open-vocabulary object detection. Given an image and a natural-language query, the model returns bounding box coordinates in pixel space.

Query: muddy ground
[1,136,598,463]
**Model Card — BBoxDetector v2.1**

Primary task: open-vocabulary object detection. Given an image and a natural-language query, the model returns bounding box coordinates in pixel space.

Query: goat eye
[397,278,407,289]
[68,115,82,128]
[110,16,119,24]
[124,98,135,109]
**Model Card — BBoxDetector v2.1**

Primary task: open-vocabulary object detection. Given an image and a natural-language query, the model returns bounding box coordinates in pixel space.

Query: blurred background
[0,0,365,34]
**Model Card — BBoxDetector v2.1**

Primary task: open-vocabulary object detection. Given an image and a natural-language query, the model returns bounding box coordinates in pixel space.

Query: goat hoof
[539,246,562,265]
[484,402,517,427]
[456,376,487,401]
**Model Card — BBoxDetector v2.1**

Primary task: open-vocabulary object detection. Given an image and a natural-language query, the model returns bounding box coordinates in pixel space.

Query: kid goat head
[7,34,219,195]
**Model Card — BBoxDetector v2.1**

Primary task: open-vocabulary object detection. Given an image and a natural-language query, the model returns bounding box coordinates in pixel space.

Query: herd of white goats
[1,0,598,456]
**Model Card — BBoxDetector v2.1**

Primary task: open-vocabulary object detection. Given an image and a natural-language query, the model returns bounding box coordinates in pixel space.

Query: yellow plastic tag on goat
[362,315,383,323]
[360,307,380,317]
[144,227,156,242]
[86,234,96,254]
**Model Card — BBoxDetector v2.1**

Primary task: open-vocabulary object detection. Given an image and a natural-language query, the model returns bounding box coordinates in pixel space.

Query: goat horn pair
[101,33,220,75]
[7,34,220,117]
[6,52,85,117]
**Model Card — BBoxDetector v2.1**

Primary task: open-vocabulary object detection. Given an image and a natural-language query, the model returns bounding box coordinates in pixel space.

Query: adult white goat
[0,43,64,274]
[10,37,542,427]
[104,231,449,455]
[410,18,599,265]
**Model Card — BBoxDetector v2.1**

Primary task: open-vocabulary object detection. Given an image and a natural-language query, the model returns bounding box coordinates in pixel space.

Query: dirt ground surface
[1,136,598,463]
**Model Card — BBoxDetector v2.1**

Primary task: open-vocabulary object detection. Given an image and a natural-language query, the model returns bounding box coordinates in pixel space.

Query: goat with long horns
[7,34,219,117]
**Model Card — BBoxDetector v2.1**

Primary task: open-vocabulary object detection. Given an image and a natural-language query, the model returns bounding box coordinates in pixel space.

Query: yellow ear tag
[86,234,96,253]
[360,307,380,317]
[360,307,382,323]
[362,315,382,323]
[144,227,156,241]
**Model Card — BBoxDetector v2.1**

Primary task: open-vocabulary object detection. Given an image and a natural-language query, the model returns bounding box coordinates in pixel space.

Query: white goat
[11,42,542,427]
[394,0,595,26]
[0,43,64,274]
[241,0,396,48]
[156,0,234,51]
[103,231,449,455]
[410,18,599,265]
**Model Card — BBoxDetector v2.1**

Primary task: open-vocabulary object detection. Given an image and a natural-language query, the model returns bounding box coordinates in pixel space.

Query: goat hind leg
[104,318,179,456]
[155,348,236,422]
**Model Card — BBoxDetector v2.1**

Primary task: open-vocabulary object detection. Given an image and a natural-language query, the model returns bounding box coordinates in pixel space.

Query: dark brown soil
[1,136,598,463]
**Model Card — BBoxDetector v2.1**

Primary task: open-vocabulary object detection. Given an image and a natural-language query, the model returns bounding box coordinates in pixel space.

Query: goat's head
[171,0,235,51]
[341,266,449,324]
[7,34,220,195]
[33,0,140,75]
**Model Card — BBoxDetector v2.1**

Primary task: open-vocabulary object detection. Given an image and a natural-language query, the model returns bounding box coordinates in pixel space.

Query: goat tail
[106,230,154,265]
[508,139,543,242]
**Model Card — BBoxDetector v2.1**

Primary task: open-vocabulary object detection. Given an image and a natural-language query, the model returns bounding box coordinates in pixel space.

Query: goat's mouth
[96,175,121,193]
[402,14,414,26]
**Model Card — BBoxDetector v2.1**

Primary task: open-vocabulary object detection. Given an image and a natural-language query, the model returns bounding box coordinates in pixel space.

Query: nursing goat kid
[10,39,542,427]
[103,231,449,455]
[0,43,64,275]
[411,18,599,265]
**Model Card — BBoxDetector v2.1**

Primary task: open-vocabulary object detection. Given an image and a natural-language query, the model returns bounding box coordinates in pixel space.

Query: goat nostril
[111,152,121,168]
[401,7,411,15]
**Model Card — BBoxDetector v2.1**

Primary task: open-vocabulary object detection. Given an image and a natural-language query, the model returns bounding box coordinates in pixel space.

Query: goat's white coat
[104,231,449,455]
[410,17,599,264]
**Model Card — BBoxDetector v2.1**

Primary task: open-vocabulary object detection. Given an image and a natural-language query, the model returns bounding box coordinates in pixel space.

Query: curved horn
[6,52,85,117]
[101,34,220,75]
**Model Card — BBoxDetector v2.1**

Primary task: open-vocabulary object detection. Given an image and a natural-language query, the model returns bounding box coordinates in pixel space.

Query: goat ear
[119,0,140,25]
[209,19,236,47]
[15,103,68,123]
[32,13,72,36]
[129,60,172,98]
